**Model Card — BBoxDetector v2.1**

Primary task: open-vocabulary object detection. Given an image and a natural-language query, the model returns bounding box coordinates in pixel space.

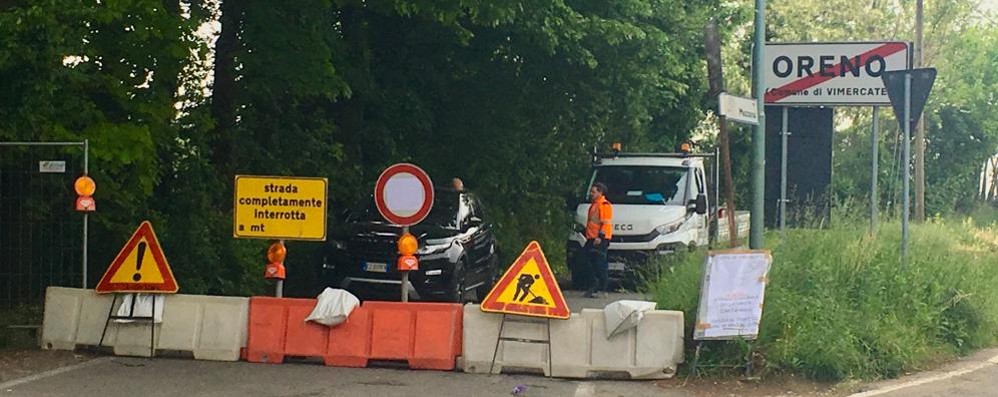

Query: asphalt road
[845,348,998,397]
[0,357,688,397]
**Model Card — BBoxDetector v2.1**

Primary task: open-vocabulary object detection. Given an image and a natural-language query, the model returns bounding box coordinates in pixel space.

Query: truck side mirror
[695,194,708,215]
[565,195,580,212]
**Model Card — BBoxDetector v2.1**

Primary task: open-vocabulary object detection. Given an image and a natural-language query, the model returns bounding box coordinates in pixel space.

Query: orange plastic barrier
[247,297,462,370]
[246,297,326,364]
[326,301,462,370]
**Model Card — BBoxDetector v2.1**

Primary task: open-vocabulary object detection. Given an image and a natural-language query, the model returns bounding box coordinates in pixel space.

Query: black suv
[320,189,501,303]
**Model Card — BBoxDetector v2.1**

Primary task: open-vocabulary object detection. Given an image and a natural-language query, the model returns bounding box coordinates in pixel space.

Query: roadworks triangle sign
[96,221,179,294]
[480,241,569,319]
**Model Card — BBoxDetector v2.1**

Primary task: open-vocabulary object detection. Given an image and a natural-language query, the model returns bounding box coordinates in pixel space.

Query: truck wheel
[570,256,590,291]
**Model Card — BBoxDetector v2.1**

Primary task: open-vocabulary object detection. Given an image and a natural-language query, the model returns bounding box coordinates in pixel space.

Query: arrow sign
[881,68,937,133]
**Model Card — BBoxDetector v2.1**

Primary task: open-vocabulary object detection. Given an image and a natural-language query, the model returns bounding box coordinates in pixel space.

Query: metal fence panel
[0,143,85,309]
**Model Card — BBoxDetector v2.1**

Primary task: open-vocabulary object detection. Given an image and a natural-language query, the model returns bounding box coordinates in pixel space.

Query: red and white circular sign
[374,163,434,226]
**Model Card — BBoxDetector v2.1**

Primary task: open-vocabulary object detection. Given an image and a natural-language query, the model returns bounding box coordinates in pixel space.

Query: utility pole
[704,20,739,248]
[750,0,767,249]
[914,0,926,221]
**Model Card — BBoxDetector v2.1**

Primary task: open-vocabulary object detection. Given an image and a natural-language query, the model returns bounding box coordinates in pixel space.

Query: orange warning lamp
[74,175,96,212]
[680,142,692,152]
[267,241,287,263]
[74,175,96,196]
[265,241,286,280]
[611,142,622,152]
[397,232,418,256]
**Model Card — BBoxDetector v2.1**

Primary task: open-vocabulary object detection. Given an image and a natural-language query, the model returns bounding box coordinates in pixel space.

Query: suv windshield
[588,166,689,205]
[349,190,461,228]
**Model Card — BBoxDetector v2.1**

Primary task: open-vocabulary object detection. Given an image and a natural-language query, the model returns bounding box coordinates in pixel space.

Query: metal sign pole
[902,73,912,267]
[780,107,788,236]
[401,226,409,303]
[749,0,767,249]
[83,139,89,288]
[871,107,879,235]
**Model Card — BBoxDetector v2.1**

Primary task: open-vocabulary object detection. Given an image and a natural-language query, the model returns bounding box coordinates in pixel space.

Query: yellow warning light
[680,142,692,153]
[267,241,287,263]
[74,175,96,196]
[397,232,418,256]
[611,142,622,151]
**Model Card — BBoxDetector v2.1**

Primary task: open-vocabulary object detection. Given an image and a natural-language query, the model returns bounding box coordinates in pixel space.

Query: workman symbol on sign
[513,274,547,304]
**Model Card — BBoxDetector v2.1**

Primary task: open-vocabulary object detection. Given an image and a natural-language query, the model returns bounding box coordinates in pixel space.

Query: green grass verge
[651,218,998,380]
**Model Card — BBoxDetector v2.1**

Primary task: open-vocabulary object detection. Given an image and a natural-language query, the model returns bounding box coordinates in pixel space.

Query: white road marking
[0,357,112,391]
[574,381,596,397]
[847,353,998,397]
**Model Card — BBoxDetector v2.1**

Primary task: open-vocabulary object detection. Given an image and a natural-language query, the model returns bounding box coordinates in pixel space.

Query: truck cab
[566,152,712,288]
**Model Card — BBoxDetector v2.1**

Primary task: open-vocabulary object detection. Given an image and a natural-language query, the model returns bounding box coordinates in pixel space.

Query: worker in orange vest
[584,182,613,298]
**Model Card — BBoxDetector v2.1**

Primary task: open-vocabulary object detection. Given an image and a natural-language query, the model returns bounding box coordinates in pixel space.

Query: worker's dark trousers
[585,239,609,293]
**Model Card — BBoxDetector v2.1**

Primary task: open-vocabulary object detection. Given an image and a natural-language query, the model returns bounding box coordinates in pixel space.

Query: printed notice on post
[694,250,772,340]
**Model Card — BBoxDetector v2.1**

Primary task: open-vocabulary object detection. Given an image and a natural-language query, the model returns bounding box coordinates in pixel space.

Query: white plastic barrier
[42,287,249,361]
[462,304,684,379]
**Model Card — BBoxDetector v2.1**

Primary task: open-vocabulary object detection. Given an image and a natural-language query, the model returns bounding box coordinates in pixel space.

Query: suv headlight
[417,238,453,255]
[655,219,685,235]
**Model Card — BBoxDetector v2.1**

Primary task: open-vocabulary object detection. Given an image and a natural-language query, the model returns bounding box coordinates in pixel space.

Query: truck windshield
[589,166,689,205]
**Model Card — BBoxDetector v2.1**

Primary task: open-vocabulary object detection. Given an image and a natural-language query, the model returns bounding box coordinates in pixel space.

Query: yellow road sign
[233,175,328,241]
[480,241,569,319]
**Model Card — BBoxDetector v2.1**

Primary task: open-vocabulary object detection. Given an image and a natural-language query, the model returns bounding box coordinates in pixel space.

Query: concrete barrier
[462,304,552,376]
[42,287,249,361]
[461,304,684,379]
[550,309,683,379]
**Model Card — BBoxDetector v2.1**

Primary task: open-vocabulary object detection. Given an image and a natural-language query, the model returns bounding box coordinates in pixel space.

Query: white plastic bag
[306,288,360,327]
[603,300,657,339]
[114,294,165,324]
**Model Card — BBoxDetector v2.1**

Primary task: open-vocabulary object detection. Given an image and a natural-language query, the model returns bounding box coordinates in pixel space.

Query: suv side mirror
[694,194,708,215]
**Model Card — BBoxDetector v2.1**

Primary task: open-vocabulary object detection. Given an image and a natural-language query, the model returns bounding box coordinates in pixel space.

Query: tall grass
[651,218,998,380]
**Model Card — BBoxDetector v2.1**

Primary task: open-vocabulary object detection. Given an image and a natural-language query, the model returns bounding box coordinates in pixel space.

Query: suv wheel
[449,261,467,303]
[475,255,501,300]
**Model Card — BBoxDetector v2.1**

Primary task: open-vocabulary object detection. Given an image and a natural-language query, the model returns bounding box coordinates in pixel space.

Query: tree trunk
[210,0,242,176]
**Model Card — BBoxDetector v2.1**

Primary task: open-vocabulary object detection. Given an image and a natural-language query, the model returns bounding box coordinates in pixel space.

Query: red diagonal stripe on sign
[765,42,908,103]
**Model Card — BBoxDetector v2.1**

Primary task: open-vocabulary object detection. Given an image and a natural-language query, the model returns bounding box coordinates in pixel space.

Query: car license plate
[365,262,388,273]
[609,262,626,271]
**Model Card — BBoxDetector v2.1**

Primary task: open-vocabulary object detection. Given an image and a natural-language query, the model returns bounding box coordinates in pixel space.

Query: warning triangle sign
[96,221,179,294]
[480,241,569,319]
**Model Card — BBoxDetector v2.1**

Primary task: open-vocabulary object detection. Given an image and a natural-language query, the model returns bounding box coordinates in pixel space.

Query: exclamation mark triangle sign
[96,221,179,294]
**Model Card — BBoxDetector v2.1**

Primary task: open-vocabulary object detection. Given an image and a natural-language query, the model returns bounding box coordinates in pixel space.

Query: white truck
[566,150,749,287]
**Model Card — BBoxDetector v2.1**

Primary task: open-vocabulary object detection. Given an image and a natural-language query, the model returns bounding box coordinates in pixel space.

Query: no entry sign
[765,42,911,106]
[374,163,434,226]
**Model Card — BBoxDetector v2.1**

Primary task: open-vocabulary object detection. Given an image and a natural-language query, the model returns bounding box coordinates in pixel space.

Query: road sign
[233,175,328,240]
[96,221,178,294]
[765,42,911,105]
[882,68,937,134]
[480,241,569,319]
[374,163,434,226]
[719,93,759,125]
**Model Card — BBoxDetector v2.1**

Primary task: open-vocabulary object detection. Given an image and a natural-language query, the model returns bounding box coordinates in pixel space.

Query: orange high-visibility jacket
[584,195,613,240]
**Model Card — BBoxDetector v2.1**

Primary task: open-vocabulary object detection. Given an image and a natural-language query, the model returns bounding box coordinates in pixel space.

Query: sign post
[373,163,434,303]
[233,175,328,296]
[881,68,937,267]
[94,221,179,357]
[691,249,773,377]
[764,42,911,239]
